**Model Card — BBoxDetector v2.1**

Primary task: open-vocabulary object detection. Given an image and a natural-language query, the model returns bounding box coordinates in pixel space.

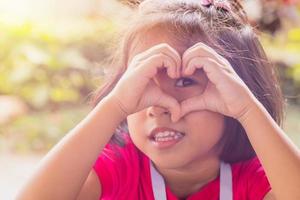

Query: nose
[147,106,170,118]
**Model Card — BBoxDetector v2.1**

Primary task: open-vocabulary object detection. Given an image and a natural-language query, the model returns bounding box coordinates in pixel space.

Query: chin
[149,152,194,170]
[149,148,219,171]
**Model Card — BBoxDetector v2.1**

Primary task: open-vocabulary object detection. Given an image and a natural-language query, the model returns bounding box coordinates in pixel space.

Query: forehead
[128,28,188,64]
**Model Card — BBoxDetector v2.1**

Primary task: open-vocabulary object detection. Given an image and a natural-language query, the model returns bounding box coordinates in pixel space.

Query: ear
[118,0,144,8]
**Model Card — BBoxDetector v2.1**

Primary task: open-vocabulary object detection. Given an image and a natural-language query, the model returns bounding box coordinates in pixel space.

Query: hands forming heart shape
[110,42,257,123]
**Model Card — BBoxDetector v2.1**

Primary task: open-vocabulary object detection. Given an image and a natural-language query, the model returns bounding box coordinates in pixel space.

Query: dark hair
[92,0,284,163]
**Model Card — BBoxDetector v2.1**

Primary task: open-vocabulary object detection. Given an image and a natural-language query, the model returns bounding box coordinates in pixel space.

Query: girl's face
[126,33,225,169]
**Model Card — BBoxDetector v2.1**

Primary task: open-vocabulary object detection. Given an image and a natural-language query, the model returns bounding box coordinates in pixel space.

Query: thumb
[180,95,207,118]
[155,93,181,123]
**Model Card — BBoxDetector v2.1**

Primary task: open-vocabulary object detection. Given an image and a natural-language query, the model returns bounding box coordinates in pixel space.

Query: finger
[131,43,181,78]
[180,95,207,117]
[183,57,231,86]
[136,53,178,79]
[155,94,181,123]
[182,42,232,73]
[183,42,228,66]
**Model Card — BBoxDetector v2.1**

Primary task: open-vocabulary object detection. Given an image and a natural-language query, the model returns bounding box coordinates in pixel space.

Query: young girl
[16,0,300,199]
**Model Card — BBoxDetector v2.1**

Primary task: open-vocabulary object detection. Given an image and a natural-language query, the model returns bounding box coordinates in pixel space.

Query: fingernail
[171,115,177,123]
[171,114,176,122]
[171,116,175,123]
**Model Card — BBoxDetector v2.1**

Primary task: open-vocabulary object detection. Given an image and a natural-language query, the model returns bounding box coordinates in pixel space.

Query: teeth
[153,131,184,142]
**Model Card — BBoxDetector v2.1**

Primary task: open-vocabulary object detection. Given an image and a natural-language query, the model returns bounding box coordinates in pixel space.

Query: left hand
[179,42,257,121]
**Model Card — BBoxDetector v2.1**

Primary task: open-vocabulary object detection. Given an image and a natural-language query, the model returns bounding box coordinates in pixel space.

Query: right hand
[108,43,182,122]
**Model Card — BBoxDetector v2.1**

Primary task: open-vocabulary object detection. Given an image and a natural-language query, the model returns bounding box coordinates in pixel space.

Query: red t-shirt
[93,135,271,200]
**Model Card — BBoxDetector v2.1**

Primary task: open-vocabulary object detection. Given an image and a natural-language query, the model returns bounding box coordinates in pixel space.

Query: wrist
[102,94,129,121]
[237,97,263,126]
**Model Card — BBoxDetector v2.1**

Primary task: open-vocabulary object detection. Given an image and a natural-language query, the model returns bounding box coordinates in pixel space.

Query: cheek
[184,111,225,141]
[126,111,152,154]
[127,111,147,140]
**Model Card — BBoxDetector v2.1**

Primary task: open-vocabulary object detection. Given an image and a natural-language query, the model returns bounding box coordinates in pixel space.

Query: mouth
[149,127,186,149]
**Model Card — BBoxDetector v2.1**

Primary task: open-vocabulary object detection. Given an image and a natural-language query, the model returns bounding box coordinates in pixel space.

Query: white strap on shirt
[220,161,233,200]
[150,161,167,200]
[150,161,233,200]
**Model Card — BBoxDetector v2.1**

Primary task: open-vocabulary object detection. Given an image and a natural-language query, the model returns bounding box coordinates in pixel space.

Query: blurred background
[0,0,299,199]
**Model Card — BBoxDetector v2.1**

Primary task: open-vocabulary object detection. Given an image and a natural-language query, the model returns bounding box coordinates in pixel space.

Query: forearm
[239,100,300,200]
[16,95,126,200]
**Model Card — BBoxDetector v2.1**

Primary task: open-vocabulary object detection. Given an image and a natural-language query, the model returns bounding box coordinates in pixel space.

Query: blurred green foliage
[262,27,300,104]
[284,104,300,147]
[0,18,119,153]
[0,106,90,153]
[0,19,117,109]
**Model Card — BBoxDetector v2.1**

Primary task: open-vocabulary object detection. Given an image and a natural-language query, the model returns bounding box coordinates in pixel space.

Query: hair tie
[200,0,231,12]
[200,0,213,7]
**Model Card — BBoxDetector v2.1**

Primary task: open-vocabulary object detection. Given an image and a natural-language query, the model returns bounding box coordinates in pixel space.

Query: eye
[175,77,196,87]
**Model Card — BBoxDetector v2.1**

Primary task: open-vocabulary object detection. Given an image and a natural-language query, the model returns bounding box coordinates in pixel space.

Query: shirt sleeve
[92,137,141,199]
[246,157,272,200]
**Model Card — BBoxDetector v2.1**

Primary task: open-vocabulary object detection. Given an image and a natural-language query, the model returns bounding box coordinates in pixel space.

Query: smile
[149,127,186,149]
[153,131,184,142]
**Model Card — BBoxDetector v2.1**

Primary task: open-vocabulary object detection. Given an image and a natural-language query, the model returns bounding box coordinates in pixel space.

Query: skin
[127,34,226,198]
[16,30,300,200]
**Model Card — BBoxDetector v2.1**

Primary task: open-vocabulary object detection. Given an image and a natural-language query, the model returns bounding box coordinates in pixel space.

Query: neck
[155,156,220,199]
